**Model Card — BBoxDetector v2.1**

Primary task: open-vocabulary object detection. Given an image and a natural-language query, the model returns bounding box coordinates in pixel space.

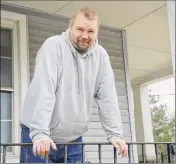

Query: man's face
[69,14,98,53]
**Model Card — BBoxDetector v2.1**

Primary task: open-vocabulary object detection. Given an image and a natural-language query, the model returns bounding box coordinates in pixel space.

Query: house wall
[2,2,136,163]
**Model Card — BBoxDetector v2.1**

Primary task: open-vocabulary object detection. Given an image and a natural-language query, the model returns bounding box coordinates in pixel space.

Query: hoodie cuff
[30,132,49,141]
[108,136,123,142]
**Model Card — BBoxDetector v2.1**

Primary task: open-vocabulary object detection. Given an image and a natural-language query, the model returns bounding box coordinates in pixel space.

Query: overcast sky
[148,77,175,118]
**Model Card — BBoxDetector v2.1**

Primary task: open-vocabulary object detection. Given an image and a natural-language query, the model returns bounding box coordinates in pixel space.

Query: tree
[149,90,175,155]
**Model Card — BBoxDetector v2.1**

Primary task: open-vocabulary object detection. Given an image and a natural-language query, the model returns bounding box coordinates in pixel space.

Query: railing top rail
[0,142,175,146]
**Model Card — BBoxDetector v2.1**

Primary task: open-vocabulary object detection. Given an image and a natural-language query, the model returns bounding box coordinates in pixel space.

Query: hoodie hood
[61,29,98,58]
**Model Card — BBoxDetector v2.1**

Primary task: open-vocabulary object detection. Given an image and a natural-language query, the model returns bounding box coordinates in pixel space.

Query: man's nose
[82,32,88,39]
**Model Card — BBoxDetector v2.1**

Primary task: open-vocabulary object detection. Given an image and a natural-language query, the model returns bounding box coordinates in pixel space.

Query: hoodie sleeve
[28,38,59,141]
[95,50,123,141]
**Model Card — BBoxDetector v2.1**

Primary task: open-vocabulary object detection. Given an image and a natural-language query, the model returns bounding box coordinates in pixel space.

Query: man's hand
[33,137,57,158]
[109,138,128,157]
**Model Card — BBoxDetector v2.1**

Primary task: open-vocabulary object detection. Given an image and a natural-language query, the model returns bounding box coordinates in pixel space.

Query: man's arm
[95,49,127,157]
[28,37,59,141]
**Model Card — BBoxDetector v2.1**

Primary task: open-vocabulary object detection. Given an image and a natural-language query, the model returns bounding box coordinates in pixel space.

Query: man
[20,7,128,163]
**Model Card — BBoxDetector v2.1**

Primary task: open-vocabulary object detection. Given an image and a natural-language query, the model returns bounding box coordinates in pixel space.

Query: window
[1,28,13,152]
[1,10,28,158]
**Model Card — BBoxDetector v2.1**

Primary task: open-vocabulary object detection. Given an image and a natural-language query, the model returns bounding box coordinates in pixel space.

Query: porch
[1,1,175,163]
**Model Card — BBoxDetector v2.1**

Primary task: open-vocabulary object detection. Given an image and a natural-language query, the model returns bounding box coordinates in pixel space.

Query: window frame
[1,10,29,157]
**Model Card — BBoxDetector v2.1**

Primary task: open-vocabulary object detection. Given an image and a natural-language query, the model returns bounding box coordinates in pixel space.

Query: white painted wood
[1,10,28,158]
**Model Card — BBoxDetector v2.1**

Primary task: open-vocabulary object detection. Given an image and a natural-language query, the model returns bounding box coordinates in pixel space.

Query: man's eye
[89,31,94,33]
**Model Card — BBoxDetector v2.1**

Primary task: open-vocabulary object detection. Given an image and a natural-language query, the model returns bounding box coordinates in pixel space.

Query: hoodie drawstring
[75,54,81,94]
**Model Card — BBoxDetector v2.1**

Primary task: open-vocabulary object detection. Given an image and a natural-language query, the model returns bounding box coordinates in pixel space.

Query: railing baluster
[82,144,85,163]
[161,152,164,163]
[64,145,67,163]
[98,144,102,163]
[46,154,49,164]
[167,144,171,163]
[0,147,1,163]
[141,144,146,163]
[128,144,131,163]
[2,146,7,163]
[154,143,159,163]
[24,145,28,163]
[113,147,117,163]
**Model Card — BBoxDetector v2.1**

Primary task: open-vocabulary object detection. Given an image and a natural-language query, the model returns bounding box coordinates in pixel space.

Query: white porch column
[167,1,175,76]
[132,84,156,162]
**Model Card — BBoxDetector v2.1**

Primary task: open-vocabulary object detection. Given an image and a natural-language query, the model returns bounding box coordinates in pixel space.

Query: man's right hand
[33,138,57,158]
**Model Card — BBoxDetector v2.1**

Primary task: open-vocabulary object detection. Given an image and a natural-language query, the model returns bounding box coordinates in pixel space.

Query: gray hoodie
[20,29,123,143]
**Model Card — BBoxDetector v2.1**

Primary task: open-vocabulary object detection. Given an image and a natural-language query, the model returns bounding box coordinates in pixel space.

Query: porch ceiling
[5,1,172,81]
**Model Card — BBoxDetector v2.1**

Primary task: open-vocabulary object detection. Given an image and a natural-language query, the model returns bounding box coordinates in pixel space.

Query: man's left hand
[109,138,128,157]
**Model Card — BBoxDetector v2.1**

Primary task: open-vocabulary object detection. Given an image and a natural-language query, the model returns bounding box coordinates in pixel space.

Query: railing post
[2,146,7,163]
[64,145,67,163]
[113,147,117,163]
[141,144,146,163]
[24,145,28,163]
[128,144,131,163]
[82,144,85,163]
[161,152,164,163]
[0,147,1,163]
[167,144,171,163]
[154,143,159,163]
[98,144,102,163]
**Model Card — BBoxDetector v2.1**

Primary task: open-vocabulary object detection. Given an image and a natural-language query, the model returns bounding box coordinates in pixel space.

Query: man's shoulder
[95,43,108,57]
[44,35,62,45]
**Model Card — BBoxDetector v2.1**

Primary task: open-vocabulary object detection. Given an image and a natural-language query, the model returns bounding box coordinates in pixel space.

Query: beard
[74,39,92,54]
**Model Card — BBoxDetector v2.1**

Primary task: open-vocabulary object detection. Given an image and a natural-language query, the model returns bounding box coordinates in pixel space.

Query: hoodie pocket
[50,121,88,138]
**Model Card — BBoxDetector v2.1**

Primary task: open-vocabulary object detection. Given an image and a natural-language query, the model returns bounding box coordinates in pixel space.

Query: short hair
[69,7,100,29]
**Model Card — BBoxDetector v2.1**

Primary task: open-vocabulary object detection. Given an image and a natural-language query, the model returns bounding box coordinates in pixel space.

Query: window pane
[1,121,12,152]
[0,91,12,120]
[0,28,12,58]
[0,58,12,87]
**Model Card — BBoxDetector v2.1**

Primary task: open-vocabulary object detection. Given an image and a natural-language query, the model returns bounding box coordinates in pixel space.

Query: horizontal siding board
[109,56,124,64]
[29,36,46,46]
[90,114,130,123]
[85,145,134,152]
[118,96,128,103]
[28,15,68,29]
[83,136,132,143]
[114,76,126,84]
[92,100,128,110]
[119,102,129,110]
[92,107,129,116]
[85,151,131,160]
[116,89,127,96]
[98,35,122,46]
[99,42,123,52]
[29,58,35,65]
[30,65,34,74]
[85,158,129,163]
[111,63,125,70]
[98,29,122,39]
[115,82,126,90]
[83,129,131,137]
[99,38,122,47]
[28,21,66,34]
[88,122,131,130]
[29,50,38,59]
[113,69,125,77]
[29,43,41,51]
[107,50,124,58]
[28,29,58,40]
